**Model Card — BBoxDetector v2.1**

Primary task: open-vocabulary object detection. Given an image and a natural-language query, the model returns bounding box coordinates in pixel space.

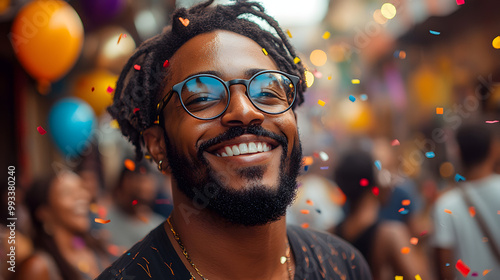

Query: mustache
[197,125,288,159]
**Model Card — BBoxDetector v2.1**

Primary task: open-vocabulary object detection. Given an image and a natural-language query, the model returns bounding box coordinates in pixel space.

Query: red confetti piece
[37,126,47,135]
[402,199,411,206]
[163,59,170,68]
[134,64,141,71]
[456,0,465,5]
[133,108,140,114]
[107,86,114,93]
[107,244,120,256]
[444,209,452,214]
[391,139,400,146]
[469,206,476,217]
[312,152,319,158]
[456,259,470,277]
[410,237,419,245]
[360,178,369,187]
[398,208,405,213]
[301,223,309,229]
[497,210,500,215]
[401,247,410,254]
[371,186,379,196]
[91,87,95,92]
[306,199,314,206]
[132,200,138,205]
[419,230,428,236]
[98,206,107,219]
[178,17,190,26]
[124,159,135,171]
[300,209,310,214]
[95,218,111,224]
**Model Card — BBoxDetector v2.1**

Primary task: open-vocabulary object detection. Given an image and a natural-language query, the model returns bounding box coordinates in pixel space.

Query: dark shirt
[96,222,372,280]
[335,221,380,264]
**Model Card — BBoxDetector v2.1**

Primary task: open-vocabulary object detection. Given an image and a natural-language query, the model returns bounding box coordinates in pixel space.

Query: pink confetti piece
[391,139,400,146]
[485,120,499,123]
[456,0,465,5]
[456,259,470,277]
[107,86,114,93]
[163,59,170,68]
[134,64,141,71]
[37,126,47,135]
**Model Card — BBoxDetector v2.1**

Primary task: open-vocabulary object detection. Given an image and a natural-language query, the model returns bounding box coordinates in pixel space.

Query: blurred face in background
[117,172,157,211]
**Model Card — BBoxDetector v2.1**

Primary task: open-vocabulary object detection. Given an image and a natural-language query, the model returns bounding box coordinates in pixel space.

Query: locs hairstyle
[108,0,307,160]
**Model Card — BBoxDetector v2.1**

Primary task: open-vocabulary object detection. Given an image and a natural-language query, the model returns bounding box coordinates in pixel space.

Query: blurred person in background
[103,161,165,250]
[334,149,431,280]
[431,123,500,279]
[16,170,111,280]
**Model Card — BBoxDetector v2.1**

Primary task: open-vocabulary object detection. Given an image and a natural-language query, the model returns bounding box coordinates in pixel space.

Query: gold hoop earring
[158,160,164,171]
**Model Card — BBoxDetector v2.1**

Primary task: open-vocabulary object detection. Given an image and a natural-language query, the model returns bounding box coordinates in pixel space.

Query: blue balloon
[48,98,96,157]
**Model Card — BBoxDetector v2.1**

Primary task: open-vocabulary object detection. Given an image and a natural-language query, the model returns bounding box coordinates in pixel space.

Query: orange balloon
[73,69,118,116]
[10,0,84,84]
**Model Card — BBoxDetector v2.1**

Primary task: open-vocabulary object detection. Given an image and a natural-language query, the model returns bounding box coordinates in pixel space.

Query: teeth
[216,153,221,157]
[231,145,240,156]
[263,143,270,152]
[248,142,257,153]
[221,152,228,157]
[239,143,249,154]
[257,143,263,152]
[225,146,234,156]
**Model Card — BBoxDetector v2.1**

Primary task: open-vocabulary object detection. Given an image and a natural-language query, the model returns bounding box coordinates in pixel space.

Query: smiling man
[97,1,371,279]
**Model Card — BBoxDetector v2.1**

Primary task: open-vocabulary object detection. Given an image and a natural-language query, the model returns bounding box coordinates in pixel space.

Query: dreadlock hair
[108,0,307,160]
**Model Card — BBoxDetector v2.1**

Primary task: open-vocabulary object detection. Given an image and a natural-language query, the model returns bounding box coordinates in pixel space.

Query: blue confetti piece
[127,252,131,255]
[320,166,329,170]
[393,50,400,58]
[316,209,321,214]
[374,160,381,170]
[445,263,450,267]
[455,173,466,182]
[429,30,441,35]
[360,94,368,101]
[425,151,435,158]
[400,209,409,215]
[349,95,356,102]
[304,165,309,171]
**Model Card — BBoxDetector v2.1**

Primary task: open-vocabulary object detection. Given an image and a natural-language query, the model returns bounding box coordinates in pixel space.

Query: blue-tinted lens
[248,72,295,113]
[181,76,228,118]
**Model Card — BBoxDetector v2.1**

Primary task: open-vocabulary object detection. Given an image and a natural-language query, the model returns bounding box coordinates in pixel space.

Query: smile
[215,142,273,157]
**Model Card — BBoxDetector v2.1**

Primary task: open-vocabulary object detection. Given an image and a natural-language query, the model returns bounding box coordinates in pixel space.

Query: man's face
[159,30,302,226]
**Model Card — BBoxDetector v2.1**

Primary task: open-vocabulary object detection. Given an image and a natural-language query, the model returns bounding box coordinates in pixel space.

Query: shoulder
[15,252,60,280]
[433,188,462,211]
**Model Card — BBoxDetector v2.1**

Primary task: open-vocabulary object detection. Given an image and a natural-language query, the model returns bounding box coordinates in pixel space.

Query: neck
[52,226,82,255]
[167,187,291,280]
[463,160,494,181]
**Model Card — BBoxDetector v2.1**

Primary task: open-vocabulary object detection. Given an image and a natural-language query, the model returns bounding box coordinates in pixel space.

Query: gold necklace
[166,216,293,280]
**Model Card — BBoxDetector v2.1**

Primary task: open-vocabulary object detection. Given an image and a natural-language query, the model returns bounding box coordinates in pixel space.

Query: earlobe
[142,126,169,172]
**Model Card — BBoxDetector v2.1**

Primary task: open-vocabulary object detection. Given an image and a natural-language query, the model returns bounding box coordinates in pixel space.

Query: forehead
[167,30,279,83]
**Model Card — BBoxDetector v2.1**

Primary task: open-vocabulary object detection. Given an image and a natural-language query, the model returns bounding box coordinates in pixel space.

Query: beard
[165,125,302,226]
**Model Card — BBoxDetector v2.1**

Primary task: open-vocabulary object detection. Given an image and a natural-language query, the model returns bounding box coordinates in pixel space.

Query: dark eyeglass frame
[156,70,300,120]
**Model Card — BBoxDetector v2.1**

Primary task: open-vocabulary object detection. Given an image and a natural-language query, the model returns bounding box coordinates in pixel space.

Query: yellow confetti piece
[286,29,293,38]
[318,99,326,106]
[351,79,360,84]
[444,209,452,214]
[178,17,190,26]
[302,156,314,166]
[78,261,90,273]
[401,247,410,254]
[110,120,119,129]
[262,48,268,56]
[144,154,152,159]
[89,203,99,214]
[95,218,111,224]
[492,36,500,49]
[436,107,444,114]
[327,76,332,80]
[483,269,491,276]
[322,31,331,39]
[415,274,422,280]
[395,276,403,280]
[293,57,301,64]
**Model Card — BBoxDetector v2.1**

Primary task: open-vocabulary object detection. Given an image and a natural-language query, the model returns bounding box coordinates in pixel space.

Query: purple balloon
[82,0,125,23]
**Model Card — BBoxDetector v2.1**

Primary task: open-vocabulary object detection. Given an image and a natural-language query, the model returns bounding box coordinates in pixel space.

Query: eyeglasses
[156,70,300,120]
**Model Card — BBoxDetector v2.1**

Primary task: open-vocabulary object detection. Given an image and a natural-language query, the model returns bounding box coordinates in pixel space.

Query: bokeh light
[439,162,454,178]
[305,70,315,87]
[381,3,396,20]
[310,49,328,66]
[492,36,500,49]
[373,9,388,24]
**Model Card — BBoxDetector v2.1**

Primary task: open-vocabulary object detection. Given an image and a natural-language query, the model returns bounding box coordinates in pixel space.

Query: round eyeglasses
[156,70,300,120]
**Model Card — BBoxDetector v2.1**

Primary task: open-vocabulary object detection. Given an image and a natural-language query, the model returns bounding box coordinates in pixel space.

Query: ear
[143,125,170,173]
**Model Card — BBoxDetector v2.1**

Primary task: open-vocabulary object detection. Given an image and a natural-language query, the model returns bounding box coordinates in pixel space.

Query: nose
[220,84,264,127]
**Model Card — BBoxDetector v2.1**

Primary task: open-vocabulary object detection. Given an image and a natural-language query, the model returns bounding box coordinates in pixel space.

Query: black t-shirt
[96,222,372,280]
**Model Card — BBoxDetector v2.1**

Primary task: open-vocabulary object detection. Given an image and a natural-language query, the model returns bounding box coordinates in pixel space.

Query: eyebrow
[180,68,269,81]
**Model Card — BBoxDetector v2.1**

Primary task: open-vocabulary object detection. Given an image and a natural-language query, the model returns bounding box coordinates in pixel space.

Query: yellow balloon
[74,69,118,116]
[10,0,84,84]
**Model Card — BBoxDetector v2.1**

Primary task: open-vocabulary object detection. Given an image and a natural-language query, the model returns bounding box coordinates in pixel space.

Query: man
[432,123,500,279]
[97,1,371,279]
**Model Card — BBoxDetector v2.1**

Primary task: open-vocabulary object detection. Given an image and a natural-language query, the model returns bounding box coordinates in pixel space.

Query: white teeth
[216,154,221,157]
[239,143,249,154]
[257,142,263,152]
[221,152,228,157]
[263,143,270,152]
[232,145,241,156]
[248,142,257,153]
[225,146,234,156]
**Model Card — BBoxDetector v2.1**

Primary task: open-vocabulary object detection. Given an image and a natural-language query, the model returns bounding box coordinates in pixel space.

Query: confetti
[398,208,405,213]
[471,272,478,277]
[436,107,443,114]
[316,209,321,214]
[302,156,314,166]
[493,36,500,49]
[124,159,136,171]
[485,120,499,123]
[280,256,287,264]
[133,108,140,114]
[286,29,293,38]
[322,31,331,39]
[429,30,441,35]
[300,209,310,214]
[91,87,95,92]
[398,51,407,59]
[304,165,309,171]
[294,57,301,64]
[498,210,500,215]
[351,79,360,84]
[425,151,435,158]
[483,269,491,276]
[374,160,382,170]
[360,178,369,187]
[395,276,403,280]
[132,200,138,205]
[178,17,190,26]
[372,186,379,196]
[306,199,314,206]
[360,94,368,101]
[455,173,466,182]
[327,76,332,80]
[468,206,475,217]
[319,151,329,161]
[444,209,452,214]
[401,247,410,254]
[318,99,326,106]
[37,126,47,135]
[348,95,356,102]
[301,223,309,229]
[262,48,268,56]
[320,166,329,170]
[110,120,119,129]
[117,33,124,44]
[134,64,141,71]
[410,237,419,245]
[107,86,114,93]
[391,139,400,146]
[400,209,409,215]
[402,199,411,206]
[456,0,465,5]
[415,275,422,280]
[163,59,170,68]
[456,259,470,277]
[95,218,111,224]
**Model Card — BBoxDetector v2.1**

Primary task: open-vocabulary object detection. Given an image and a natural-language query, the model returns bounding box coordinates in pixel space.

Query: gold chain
[166,216,293,280]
